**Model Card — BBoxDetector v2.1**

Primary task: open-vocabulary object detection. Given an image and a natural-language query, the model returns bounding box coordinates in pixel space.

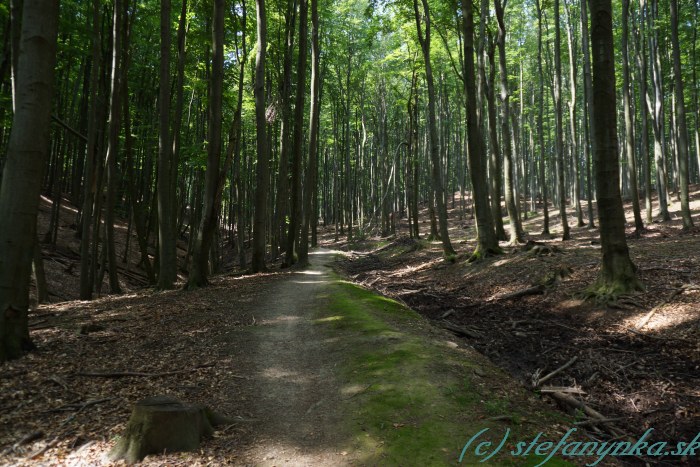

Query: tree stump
[109,396,230,464]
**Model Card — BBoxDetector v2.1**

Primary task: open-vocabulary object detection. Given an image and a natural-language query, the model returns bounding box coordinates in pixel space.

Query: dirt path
[223,249,355,466]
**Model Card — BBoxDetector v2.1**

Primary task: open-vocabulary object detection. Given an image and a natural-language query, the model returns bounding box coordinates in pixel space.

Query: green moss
[314,280,577,466]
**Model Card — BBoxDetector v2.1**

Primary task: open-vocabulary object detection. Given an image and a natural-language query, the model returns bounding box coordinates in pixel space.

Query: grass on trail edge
[313,279,577,466]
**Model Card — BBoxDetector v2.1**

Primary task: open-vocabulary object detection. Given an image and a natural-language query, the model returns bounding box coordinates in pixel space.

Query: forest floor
[1,249,592,466]
[0,189,698,466]
[333,187,700,465]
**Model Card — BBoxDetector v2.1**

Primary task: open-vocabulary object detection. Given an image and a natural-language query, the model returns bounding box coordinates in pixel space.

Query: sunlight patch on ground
[260,367,308,384]
[257,315,301,325]
[294,269,323,275]
[292,279,331,284]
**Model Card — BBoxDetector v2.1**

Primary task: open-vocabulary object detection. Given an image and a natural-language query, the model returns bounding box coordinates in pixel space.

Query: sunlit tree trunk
[622,0,644,234]
[670,0,694,229]
[553,0,570,240]
[463,0,499,261]
[494,0,524,244]
[413,0,455,257]
[536,0,550,235]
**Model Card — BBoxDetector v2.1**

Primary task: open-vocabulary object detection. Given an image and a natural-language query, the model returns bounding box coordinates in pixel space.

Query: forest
[0,0,698,464]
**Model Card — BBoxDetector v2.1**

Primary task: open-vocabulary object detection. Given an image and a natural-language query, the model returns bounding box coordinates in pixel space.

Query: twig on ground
[535,356,578,387]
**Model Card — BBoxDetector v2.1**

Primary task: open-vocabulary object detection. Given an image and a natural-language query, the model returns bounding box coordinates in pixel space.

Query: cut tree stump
[109,396,232,464]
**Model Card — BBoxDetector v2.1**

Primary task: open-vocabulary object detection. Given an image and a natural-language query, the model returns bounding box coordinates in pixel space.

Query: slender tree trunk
[485,42,507,241]
[0,0,59,361]
[648,0,671,221]
[157,0,177,288]
[284,0,308,267]
[463,0,499,261]
[188,0,224,286]
[553,0,570,240]
[494,0,524,244]
[536,0,550,235]
[79,0,101,300]
[670,0,694,229]
[564,0,584,227]
[298,0,320,266]
[590,0,641,295]
[414,0,455,257]
[272,0,296,258]
[251,0,271,272]
[104,0,124,294]
[581,0,596,228]
[622,0,645,234]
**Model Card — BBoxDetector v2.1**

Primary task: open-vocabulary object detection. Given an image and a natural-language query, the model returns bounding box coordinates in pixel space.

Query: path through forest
[222,248,355,465]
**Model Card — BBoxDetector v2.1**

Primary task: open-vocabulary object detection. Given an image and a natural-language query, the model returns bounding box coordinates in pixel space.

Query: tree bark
[536,0,550,235]
[0,0,59,361]
[104,0,124,294]
[79,0,101,300]
[157,0,177,289]
[298,0,320,267]
[284,0,308,267]
[494,0,524,244]
[414,0,455,257]
[251,0,271,272]
[553,0,570,240]
[622,0,645,234]
[188,0,224,286]
[589,0,641,295]
[670,0,694,229]
[463,0,499,261]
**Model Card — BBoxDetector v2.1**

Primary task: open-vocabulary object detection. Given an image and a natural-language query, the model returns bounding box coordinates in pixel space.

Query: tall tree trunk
[104,0,124,294]
[284,0,308,267]
[251,0,271,272]
[622,0,645,234]
[157,0,177,288]
[414,0,455,257]
[79,0,101,300]
[0,0,59,361]
[485,41,507,241]
[463,0,499,261]
[553,0,570,240]
[580,0,596,228]
[648,0,671,221]
[670,0,694,229]
[298,0,320,267]
[589,0,641,295]
[188,0,224,286]
[536,0,550,235]
[564,0,584,227]
[272,0,296,258]
[494,0,524,244]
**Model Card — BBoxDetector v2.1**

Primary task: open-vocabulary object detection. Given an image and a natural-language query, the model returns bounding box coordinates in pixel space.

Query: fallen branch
[494,285,545,301]
[0,431,44,456]
[539,386,586,395]
[76,363,214,378]
[547,391,624,438]
[534,356,578,387]
[440,321,482,339]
